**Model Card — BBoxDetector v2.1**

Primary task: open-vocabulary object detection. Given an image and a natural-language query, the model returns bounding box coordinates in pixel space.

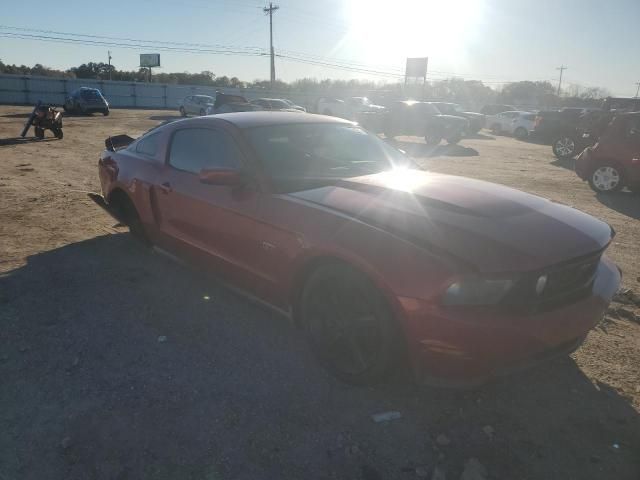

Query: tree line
[0,59,611,108]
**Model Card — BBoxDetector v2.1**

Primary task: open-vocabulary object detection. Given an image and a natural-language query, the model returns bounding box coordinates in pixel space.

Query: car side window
[135,132,160,158]
[169,128,240,174]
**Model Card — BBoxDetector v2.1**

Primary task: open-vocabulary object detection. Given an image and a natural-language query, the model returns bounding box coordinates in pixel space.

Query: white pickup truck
[316,96,386,120]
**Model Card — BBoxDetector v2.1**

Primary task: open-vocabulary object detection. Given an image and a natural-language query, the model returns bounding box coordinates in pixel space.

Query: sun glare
[346,0,483,68]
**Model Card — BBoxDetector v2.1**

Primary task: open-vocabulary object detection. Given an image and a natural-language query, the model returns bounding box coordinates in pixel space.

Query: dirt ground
[1,106,639,480]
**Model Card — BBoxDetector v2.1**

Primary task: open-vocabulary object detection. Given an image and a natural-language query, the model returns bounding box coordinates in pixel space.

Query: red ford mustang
[95,112,621,385]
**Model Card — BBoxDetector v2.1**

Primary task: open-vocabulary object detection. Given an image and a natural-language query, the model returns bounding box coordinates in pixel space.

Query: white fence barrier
[0,74,323,112]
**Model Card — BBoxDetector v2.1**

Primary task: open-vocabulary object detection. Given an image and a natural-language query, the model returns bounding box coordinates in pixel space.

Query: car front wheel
[514,127,528,140]
[589,165,624,193]
[552,135,578,159]
[425,133,442,145]
[300,264,403,385]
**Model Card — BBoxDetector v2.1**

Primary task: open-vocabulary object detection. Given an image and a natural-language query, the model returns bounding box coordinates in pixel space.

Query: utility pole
[556,65,567,96]
[263,2,279,86]
[635,81,640,98]
[108,51,112,81]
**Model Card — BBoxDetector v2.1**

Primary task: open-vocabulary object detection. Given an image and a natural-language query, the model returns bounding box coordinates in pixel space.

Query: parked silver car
[179,95,215,117]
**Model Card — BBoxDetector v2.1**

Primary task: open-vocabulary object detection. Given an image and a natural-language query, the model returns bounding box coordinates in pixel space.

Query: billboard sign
[405,57,428,78]
[140,54,161,68]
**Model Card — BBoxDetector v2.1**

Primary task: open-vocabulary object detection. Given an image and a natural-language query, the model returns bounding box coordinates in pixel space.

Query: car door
[502,112,518,133]
[152,126,266,293]
[622,116,640,184]
[188,96,200,115]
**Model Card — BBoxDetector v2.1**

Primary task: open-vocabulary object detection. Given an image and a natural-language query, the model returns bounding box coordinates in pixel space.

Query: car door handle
[159,182,172,194]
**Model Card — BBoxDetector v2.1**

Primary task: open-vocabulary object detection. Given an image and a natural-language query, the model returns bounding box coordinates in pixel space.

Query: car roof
[171,111,354,129]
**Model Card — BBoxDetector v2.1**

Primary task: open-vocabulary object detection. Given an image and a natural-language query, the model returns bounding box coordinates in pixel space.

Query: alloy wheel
[592,166,620,192]
[555,137,575,157]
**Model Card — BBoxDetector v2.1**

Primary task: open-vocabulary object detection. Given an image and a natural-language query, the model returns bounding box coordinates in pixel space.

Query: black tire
[102,109,109,116]
[552,135,578,159]
[34,127,45,139]
[300,264,403,385]
[179,106,187,117]
[424,133,442,146]
[588,164,624,193]
[111,192,150,245]
[446,135,462,145]
[199,108,206,116]
[52,127,63,139]
[514,127,528,140]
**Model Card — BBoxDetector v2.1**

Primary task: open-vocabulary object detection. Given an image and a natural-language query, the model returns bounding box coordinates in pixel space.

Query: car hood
[360,104,386,112]
[288,170,612,273]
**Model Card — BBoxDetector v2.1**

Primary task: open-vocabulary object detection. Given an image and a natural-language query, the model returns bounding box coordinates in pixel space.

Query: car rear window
[135,132,160,158]
[80,89,102,99]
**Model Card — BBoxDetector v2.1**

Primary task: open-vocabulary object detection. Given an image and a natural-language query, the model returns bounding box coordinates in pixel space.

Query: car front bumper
[399,255,620,386]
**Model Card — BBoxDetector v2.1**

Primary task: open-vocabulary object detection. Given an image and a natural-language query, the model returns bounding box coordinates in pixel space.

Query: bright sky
[0,0,638,96]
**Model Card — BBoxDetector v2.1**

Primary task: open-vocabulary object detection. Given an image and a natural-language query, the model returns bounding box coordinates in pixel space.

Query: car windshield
[434,103,455,114]
[246,123,409,188]
[419,103,441,115]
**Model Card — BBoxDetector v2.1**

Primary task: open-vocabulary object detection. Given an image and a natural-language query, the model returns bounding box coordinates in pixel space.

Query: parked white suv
[317,96,385,120]
[487,111,536,139]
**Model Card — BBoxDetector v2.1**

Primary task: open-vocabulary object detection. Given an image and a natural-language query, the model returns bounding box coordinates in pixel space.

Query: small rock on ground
[431,465,446,480]
[460,458,487,480]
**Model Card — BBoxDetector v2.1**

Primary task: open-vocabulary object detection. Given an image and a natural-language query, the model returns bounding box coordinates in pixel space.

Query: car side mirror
[199,168,246,186]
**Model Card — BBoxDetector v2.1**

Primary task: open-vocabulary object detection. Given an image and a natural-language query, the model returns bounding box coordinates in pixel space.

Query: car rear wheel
[425,133,442,146]
[490,123,502,134]
[110,192,150,245]
[552,135,578,159]
[514,127,528,140]
[199,108,206,116]
[446,135,462,145]
[102,109,109,116]
[300,264,403,385]
[589,165,624,193]
[179,106,187,117]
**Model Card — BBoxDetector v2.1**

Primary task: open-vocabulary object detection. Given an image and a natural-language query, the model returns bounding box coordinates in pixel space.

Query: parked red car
[95,112,621,385]
[575,112,640,193]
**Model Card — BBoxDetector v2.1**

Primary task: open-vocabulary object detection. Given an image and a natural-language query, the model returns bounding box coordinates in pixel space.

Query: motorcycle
[21,101,64,140]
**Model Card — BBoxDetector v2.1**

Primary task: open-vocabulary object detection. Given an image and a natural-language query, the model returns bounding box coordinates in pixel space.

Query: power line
[0,24,265,53]
[0,31,267,57]
[0,24,572,85]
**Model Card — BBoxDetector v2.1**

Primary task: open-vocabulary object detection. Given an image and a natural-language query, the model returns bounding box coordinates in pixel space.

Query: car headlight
[442,276,515,306]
